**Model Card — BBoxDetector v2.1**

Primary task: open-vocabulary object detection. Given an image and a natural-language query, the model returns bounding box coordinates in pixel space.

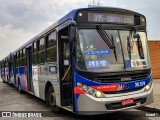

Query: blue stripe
[75,72,151,90]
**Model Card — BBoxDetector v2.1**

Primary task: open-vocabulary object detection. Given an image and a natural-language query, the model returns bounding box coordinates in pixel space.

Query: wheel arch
[45,81,54,102]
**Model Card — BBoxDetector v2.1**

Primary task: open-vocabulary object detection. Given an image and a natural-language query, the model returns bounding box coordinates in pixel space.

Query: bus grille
[103,88,142,94]
[94,71,150,83]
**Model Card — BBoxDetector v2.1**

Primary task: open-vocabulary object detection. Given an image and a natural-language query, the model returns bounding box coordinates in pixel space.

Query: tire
[18,82,24,94]
[47,86,60,113]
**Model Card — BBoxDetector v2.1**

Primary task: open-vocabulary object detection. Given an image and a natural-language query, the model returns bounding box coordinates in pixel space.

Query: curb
[137,106,160,113]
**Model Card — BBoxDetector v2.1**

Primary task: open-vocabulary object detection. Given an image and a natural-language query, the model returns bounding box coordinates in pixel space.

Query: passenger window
[33,54,37,65]
[47,32,56,48]
[20,50,23,58]
[22,57,26,66]
[46,31,57,62]
[33,42,37,53]
[38,52,44,64]
[17,52,19,59]
[16,60,19,67]
[16,52,19,67]
[39,38,45,51]
[37,38,45,64]
[19,52,21,59]
[23,49,26,57]
[21,48,26,66]
[33,42,37,65]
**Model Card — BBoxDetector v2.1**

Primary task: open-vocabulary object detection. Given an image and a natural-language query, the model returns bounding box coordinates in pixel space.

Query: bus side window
[16,52,19,68]
[37,38,45,64]
[46,31,57,62]
[33,42,37,65]
[22,48,26,66]
[19,50,23,67]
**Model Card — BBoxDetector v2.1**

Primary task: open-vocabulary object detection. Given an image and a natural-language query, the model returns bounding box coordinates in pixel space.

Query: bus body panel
[20,67,28,91]
[32,65,40,97]
[36,62,60,104]
[9,74,14,85]
[77,87,153,115]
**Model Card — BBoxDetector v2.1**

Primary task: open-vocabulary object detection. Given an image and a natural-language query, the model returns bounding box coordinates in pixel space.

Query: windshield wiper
[134,34,144,59]
[96,25,117,61]
[111,35,117,61]
[127,31,132,60]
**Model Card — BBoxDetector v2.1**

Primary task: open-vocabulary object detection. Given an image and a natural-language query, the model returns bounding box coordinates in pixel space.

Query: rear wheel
[47,86,60,113]
[18,81,24,94]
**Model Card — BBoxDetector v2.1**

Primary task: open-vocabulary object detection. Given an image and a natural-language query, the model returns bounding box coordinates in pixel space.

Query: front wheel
[47,86,60,113]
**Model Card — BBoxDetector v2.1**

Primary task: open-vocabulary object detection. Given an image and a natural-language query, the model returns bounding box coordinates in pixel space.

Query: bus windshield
[76,29,150,72]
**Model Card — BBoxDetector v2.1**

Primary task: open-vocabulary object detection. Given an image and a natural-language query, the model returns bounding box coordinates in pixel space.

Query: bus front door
[59,27,73,111]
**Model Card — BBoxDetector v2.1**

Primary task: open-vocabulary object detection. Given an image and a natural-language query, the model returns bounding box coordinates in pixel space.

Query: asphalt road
[0,78,159,120]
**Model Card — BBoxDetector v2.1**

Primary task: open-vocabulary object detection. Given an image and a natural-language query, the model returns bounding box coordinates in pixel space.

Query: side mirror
[69,24,76,42]
[133,27,140,39]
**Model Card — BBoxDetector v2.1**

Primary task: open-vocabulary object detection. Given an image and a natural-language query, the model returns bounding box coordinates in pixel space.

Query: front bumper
[77,84,154,115]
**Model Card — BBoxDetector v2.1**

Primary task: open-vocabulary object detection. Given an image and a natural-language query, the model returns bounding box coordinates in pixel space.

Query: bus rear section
[72,8,153,115]
[0,57,10,83]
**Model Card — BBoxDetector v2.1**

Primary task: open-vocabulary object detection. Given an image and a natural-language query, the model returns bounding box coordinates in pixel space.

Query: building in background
[148,41,160,79]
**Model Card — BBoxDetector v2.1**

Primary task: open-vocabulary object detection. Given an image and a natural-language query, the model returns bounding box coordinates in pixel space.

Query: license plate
[122,98,134,106]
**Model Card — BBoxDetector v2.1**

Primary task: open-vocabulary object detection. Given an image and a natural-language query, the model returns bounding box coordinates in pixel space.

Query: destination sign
[88,13,134,25]
[86,59,108,69]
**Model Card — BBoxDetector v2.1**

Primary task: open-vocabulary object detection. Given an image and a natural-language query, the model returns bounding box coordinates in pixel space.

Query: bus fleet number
[135,81,145,88]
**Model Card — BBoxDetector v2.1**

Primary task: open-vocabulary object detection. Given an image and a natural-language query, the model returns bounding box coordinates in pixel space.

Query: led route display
[88,13,134,25]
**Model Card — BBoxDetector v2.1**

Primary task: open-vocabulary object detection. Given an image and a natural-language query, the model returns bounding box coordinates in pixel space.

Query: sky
[0,0,159,60]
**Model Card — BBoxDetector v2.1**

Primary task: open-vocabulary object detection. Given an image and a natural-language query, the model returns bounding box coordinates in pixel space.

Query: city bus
[0,54,11,83]
[0,7,153,115]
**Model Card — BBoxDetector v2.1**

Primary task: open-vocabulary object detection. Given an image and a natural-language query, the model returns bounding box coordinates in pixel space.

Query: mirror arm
[71,21,77,26]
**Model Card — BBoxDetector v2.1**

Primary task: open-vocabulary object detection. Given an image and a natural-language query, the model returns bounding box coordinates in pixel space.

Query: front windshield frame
[76,26,150,73]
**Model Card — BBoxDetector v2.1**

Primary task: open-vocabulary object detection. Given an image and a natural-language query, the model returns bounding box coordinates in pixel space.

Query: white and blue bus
[0,7,153,115]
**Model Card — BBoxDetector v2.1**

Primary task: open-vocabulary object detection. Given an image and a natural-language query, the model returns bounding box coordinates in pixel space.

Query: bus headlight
[77,82,103,98]
[88,88,95,95]
[82,85,88,92]
[144,81,152,92]
[95,91,102,98]
[145,85,150,91]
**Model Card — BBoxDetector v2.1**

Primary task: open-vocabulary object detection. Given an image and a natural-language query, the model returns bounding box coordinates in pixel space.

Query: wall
[148,41,160,79]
